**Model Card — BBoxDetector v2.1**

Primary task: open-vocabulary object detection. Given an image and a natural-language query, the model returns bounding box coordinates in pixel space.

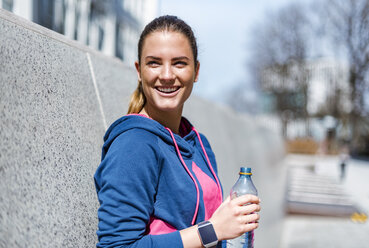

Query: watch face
[199,223,218,244]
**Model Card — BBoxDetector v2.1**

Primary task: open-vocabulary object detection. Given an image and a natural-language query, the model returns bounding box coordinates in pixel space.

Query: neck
[140,106,183,134]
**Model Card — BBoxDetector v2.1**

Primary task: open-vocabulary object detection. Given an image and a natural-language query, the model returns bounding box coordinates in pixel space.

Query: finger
[239,203,261,215]
[232,194,260,206]
[243,222,259,233]
[242,213,260,224]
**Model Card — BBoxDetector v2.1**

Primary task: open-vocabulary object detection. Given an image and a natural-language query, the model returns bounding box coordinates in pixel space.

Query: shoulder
[196,131,218,169]
[110,128,160,153]
[197,132,213,150]
[101,128,162,171]
[95,129,162,189]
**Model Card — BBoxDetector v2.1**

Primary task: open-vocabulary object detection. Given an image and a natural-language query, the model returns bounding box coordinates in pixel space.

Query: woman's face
[135,31,199,115]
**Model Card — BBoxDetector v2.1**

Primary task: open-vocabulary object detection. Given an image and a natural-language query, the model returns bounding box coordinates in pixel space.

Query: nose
[159,64,175,82]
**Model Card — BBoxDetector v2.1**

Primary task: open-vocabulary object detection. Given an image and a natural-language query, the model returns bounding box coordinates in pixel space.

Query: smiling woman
[135,30,199,133]
[94,15,261,248]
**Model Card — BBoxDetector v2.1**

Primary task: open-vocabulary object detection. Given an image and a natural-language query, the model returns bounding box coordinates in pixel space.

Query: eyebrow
[145,56,161,60]
[172,56,190,61]
[144,56,190,61]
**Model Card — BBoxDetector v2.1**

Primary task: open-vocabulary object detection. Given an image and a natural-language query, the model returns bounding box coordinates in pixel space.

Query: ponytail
[127,81,146,114]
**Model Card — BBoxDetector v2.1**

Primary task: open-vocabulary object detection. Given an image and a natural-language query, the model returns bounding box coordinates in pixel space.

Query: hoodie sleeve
[94,130,183,248]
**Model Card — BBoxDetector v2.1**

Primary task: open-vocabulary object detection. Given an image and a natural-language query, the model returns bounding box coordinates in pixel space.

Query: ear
[194,61,200,82]
[135,61,142,82]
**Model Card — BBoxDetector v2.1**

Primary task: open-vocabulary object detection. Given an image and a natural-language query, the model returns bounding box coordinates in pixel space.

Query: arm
[94,132,183,248]
[180,195,261,248]
[210,195,260,241]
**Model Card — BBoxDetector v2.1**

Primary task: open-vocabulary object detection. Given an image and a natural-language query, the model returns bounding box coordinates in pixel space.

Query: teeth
[157,87,178,93]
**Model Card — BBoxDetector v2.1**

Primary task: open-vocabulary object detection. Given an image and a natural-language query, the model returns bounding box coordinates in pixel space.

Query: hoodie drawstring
[192,127,223,203]
[165,127,200,225]
[165,127,223,225]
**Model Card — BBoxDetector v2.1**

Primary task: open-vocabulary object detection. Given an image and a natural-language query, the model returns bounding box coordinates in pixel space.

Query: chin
[155,102,183,113]
[157,106,180,113]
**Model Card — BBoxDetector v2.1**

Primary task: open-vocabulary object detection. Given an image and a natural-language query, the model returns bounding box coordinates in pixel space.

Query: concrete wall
[0,9,285,248]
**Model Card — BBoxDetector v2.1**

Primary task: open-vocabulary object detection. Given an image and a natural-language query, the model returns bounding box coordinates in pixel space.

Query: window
[2,0,13,11]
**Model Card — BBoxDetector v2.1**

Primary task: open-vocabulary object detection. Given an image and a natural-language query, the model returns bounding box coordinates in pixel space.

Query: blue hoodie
[94,114,223,248]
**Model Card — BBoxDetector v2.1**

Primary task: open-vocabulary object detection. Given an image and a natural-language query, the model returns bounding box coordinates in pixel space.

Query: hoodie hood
[101,114,196,160]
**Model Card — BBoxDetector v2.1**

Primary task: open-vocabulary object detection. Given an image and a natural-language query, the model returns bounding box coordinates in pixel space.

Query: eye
[147,61,160,67]
[174,61,187,68]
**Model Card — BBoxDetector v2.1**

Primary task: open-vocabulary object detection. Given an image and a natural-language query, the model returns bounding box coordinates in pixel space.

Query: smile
[155,86,180,93]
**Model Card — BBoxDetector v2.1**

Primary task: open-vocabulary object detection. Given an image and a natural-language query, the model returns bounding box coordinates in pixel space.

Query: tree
[318,0,369,151]
[225,81,262,114]
[248,3,312,137]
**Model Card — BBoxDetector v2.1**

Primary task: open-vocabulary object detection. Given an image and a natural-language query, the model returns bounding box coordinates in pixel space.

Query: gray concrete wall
[0,9,285,248]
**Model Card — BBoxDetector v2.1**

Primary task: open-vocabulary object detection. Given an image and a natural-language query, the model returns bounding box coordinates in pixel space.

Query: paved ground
[279,154,369,248]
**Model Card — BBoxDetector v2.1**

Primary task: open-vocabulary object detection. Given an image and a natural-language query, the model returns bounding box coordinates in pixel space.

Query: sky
[159,0,300,104]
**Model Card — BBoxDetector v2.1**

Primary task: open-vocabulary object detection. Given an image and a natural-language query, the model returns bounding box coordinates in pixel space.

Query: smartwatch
[197,220,218,248]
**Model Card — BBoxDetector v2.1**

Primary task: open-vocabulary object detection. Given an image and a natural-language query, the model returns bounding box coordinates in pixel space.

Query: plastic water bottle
[227,167,258,248]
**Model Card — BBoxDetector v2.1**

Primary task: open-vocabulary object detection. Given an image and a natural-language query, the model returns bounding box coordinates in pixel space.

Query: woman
[94,15,260,248]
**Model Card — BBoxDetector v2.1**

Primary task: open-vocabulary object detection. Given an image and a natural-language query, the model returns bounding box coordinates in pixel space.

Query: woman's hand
[209,194,261,241]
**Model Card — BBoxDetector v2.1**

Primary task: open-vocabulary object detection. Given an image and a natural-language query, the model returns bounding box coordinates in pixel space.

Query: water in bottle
[227,167,258,248]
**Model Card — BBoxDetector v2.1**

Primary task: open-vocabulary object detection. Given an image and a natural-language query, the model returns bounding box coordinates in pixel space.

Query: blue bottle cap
[239,167,252,175]
[240,167,251,173]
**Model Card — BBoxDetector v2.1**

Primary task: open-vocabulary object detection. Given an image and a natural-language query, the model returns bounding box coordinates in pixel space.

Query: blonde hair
[127,81,146,114]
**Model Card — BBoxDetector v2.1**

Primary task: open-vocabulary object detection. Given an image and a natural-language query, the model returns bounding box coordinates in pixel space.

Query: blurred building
[0,0,158,65]
[261,58,351,117]
[261,58,351,141]
[307,58,351,117]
